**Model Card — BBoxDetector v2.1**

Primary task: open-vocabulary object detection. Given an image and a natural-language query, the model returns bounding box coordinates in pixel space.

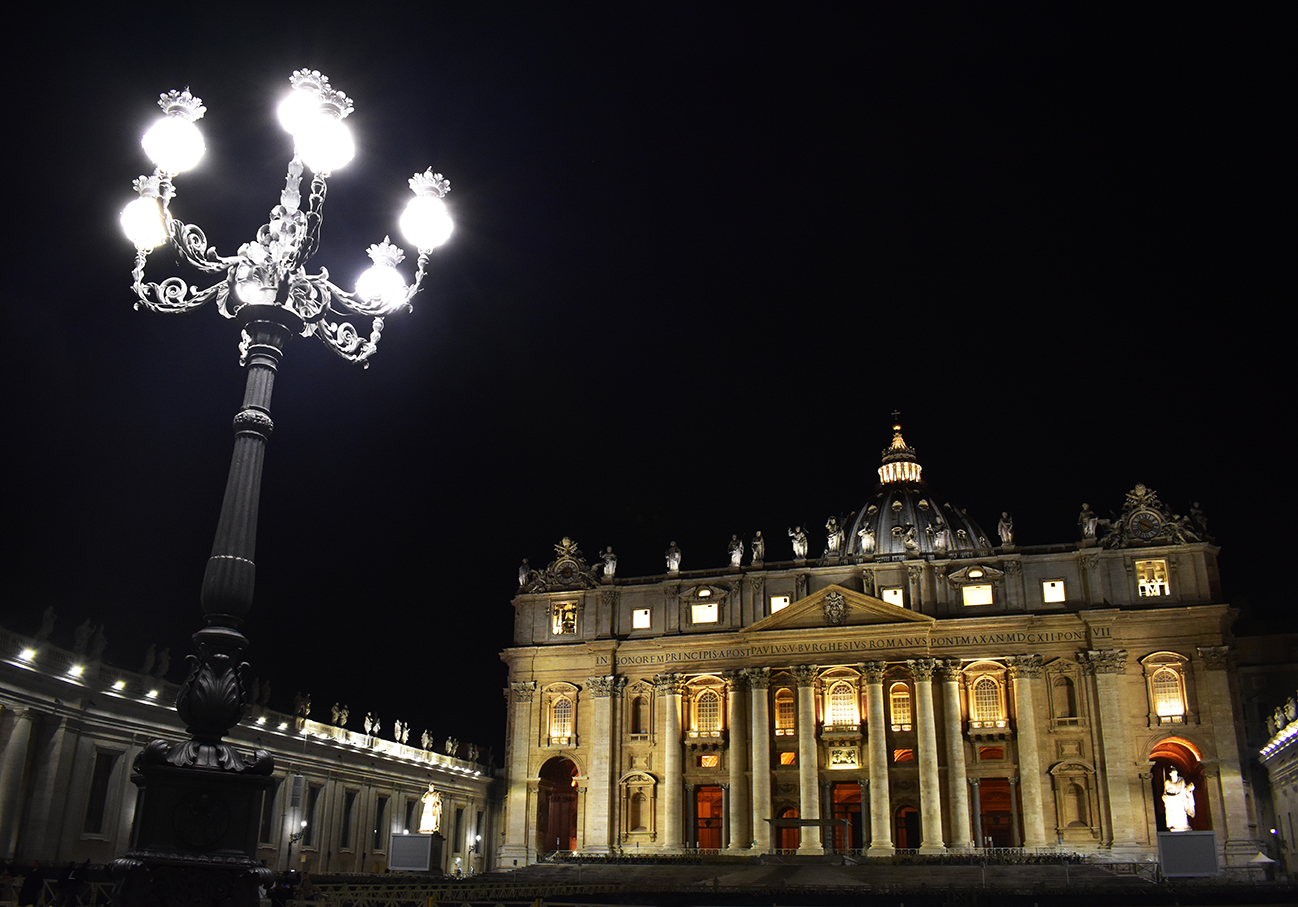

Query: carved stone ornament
[523,538,599,592]
[823,591,848,626]
[744,667,771,690]
[600,589,620,610]
[722,670,748,691]
[907,658,938,681]
[947,564,1005,586]
[654,673,686,695]
[861,661,888,684]
[791,664,819,686]
[795,574,808,599]
[588,675,625,698]
[1078,649,1128,675]
[1006,654,1044,679]
[512,681,537,702]
[935,659,963,682]
[906,563,924,580]
[1196,645,1231,671]
[1003,560,1022,576]
[1101,483,1200,549]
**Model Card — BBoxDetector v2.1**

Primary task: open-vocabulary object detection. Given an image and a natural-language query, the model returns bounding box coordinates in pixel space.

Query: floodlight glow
[278,722,288,730]
[69,664,84,677]
[19,648,36,662]
[147,689,159,699]
[256,716,267,725]
[113,680,127,691]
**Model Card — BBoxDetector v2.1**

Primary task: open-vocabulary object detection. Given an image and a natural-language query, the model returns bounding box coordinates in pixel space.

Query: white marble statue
[1162,768,1196,831]
[419,784,443,834]
[665,542,682,573]
[825,517,844,555]
[1079,504,1098,540]
[857,525,875,554]
[727,535,743,567]
[601,546,617,577]
[998,512,1014,546]
[789,527,808,559]
[751,531,764,563]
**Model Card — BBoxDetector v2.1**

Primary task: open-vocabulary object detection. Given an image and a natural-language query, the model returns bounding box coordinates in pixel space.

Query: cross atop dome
[879,411,922,484]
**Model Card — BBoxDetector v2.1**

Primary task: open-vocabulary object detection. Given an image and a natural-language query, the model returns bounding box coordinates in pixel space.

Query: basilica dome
[844,421,993,561]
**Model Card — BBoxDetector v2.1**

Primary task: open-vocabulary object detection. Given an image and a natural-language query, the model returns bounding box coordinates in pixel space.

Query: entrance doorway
[537,757,579,854]
[830,782,862,851]
[777,807,800,850]
[894,806,920,850]
[977,779,1017,847]
[695,785,723,849]
[1150,737,1211,831]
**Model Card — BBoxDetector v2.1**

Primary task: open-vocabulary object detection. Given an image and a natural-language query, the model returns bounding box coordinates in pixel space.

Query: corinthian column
[937,660,972,849]
[1006,655,1049,848]
[1196,645,1260,861]
[746,668,772,851]
[1079,649,1139,851]
[585,675,623,853]
[657,673,686,850]
[908,658,945,853]
[793,664,822,853]
[0,708,35,859]
[724,671,750,851]
[863,661,893,855]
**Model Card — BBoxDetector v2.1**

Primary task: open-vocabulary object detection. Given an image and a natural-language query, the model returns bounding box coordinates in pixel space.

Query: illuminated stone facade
[499,424,1260,868]
[0,626,495,875]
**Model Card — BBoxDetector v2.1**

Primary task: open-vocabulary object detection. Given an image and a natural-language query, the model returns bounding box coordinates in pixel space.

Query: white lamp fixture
[141,89,206,175]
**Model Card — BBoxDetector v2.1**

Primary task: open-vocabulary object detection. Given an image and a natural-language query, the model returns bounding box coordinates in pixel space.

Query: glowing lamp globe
[142,115,205,174]
[295,114,355,174]
[276,87,320,138]
[121,195,167,251]
[400,195,453,251]
[356,238,408,307]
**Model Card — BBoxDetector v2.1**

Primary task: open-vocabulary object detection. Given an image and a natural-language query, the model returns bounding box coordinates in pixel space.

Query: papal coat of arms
[823,591,847,626]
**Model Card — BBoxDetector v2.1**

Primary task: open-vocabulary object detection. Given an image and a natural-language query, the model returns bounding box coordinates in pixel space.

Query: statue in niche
[933,521,949,552]
[89,624,108,661]
[751,531,765,564]
[73,619,94,655]
[998,512,1014,546]
[825,517,844,555]
[1078,504,1099,540]
[665,542,682,573]
[518,559,531,588]
[727,535,743,567]
[789,527,808,559]
[153,648,170,678]
[34,606,56,641]
[601,547,617,577]
[1161,768,1196,831]
[419,784,443,834]
[140,644,156,675]
[857,525,875,554]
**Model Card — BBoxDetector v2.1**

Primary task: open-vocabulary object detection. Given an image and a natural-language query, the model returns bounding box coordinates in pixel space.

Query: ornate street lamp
[115,70,452,906]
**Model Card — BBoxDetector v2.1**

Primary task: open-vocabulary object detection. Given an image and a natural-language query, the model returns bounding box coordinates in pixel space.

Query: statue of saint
[154,648,170,678]
[751,531,765,564]
[665,542,682,573]
[1161,768,1195,831]
[857,525,875,555]
[421,729,432,750]
[825,517,844,555]
[1078,504,1098,540]
[89,624,108,661]
[73,619,94,655]
[727,535,743,567]
[34,606,56,642]
[601,546,617,577]
[998,512,1014,546]
[518,559,531,588]
[788,527,808,559]
[338,704,349,727]
[419,784,443,834]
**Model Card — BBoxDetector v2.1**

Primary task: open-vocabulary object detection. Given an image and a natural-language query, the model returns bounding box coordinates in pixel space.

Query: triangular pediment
[744,584,935,633]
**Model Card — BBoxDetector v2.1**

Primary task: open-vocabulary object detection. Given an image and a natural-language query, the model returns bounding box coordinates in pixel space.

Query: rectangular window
[774,689,795,735]
[962,584,994,606]
[453,807,464,853]
[373,795,389,851]
[404,799,416,834]
[341,790,358,849]
[258,778,282,846]
[770,595,791,613]
[303,785,323,846]
[978,745,1005,761]
[698,754,720,768]
[881,587,905,607]
[691,603,718,624]
[632,608,651,629]
[892,748,915,763]
[1136,559,1170,597]
[551,602,577,635]
[83,751,118,835]
[1042,580,1066,603]
[475,811,483,852]
[779,751,797,766]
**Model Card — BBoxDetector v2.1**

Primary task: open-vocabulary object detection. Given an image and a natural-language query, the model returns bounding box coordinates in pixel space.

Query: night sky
[9,6,1289,762]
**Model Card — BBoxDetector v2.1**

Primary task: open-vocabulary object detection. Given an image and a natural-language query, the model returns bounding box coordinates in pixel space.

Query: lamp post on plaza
[115,70,453,907]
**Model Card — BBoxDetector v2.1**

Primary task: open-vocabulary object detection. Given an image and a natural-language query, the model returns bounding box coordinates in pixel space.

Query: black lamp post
[114,70,452,907]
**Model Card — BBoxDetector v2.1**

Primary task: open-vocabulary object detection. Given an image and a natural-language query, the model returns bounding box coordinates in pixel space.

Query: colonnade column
[793,664,822,853]
[585,675,622,853]
[746,668,772,851]
[1006,655,1049,848]
[969,779,984,848]
[724,671,749,851]
[863,662,893,856]
[502,682,536,864]
[1079,649,1139,851]
[938,660,973,849]
[908,658,945,853]
[0,708,35,859]
[1197,645,1260,862]
[657,673,685,850]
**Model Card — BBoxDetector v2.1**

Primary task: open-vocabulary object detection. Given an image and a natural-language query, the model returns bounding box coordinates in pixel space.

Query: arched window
[828,681,859,727]
[550,696,573,743]
[1052,676,1077,720]
[889,682,911,731]
[971,677,1003,725]
[629,696,646,735]
[694,689,721,736]
[1152,668,1186,721]
[775,688,795,736]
